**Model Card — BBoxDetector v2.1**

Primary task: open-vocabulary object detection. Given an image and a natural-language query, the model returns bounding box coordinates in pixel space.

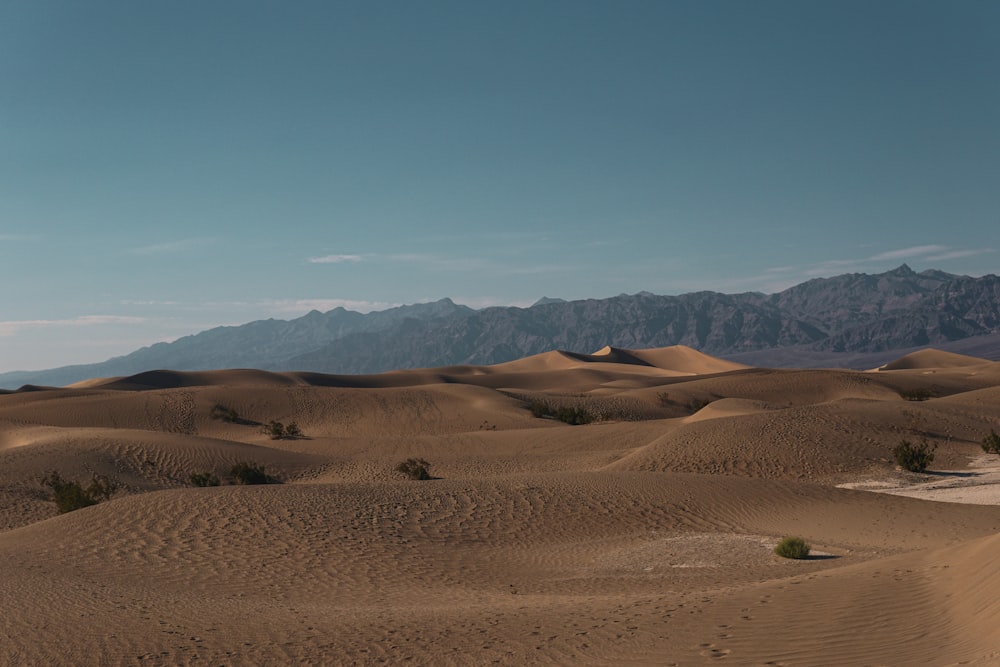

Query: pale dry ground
[2,345,1000,665]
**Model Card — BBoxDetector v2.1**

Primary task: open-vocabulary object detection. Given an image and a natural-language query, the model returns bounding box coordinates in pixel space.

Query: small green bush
[211,404,241,422]
[774,536,811,559]
[893,438,936,472]
[41,471,119,514]
[396,458,432,480]
[555,406,593,425]
[527,401,594,425]
[189,472,221,487]
[899,388,935,401]
[982,429,1000,455]
[262,420,285,439]
[230,461,271,485]
[529,400,549,418]
[262,420,303,439]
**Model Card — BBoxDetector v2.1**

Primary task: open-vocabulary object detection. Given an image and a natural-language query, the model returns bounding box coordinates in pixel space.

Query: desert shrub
[899,388,935,401]
[210,404,241,422]
[982,429,1000,455]
[893,438,935,472]
[656,391,671,406]
[688,397,714,412]
[554,406,593,425]
[262,420,303,439]
[41,471,119,514]
[230,461,271,485]
[774,536,810,559]
[527,400,593,425]
[189,472,221,487]
[529,400,549,418]
[396,458,432,480]
[262,420,285,439]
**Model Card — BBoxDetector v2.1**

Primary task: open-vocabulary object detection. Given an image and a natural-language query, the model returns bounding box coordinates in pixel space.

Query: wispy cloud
[868,245,949,261]
[307,254,363,264]
[127,238,209,255]
[317,252,492,271]
[450,296,537,309]
[259,298,399,314]
[120,300,181,306]
[926,248,995,261]
[0,315,146,336]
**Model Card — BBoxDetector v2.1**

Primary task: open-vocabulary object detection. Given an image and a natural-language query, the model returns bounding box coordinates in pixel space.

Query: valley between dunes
[3,345,1000,666]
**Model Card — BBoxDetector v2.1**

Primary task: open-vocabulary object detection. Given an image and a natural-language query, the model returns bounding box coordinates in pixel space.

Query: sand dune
[3,345,1000,664]
[878,347,995,371]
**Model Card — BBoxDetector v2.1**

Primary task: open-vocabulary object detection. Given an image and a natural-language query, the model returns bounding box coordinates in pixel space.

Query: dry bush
[982,429,1000,455]
[41,471,119,514]
[230,461,272,485]
[396,458,432,480]
[774,536,810,559]
[894,438,935,472]
[189,472,221,487]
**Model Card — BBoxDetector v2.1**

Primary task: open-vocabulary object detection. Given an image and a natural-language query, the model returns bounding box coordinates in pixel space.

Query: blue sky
[2,0,998,372]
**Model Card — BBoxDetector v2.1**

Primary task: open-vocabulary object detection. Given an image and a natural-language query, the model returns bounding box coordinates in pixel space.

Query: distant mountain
[532,296,567,306]
[3,265,999,388]
[0,298,474,388]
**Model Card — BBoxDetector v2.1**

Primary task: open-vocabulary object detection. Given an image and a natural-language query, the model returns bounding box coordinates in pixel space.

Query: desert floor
[2,345,1000,666]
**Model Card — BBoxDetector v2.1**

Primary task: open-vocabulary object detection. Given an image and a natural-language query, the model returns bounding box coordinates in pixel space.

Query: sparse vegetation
[899,387,935,401]
[982,429,1000,455]
[40,471,119,514]
[528,400,594,425]
[230,461,272,485]
[189,472,221,487]
[396,458,432,480]
[210,404,241,422]
[688,397,714,412]
[774,536,811,559]
[262,420,303,439]
[656,391,671,407]
[893,438,936,472]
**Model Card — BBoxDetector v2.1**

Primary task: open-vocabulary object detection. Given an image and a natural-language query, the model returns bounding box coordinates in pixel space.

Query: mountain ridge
[3,266,999,388]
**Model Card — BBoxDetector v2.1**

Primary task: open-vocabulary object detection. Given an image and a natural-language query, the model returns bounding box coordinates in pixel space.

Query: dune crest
[878,347,993,371]
[493,344,748,376]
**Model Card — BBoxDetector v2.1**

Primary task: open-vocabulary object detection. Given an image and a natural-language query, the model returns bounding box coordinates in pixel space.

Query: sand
[2,344,1000,665]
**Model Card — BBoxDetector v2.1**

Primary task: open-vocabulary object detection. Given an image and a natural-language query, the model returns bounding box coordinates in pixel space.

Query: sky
[1,0,998,372]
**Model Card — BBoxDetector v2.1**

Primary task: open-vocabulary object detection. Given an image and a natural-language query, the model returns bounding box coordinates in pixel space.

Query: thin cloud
[307,254,363,264]
[800,244,983,277]
[120,300,181,306]
[451,296,536,309]
[926,248,995,261]
[259,298,399,314]
[127,238,209,255]
[869,245,948,261]
[0,315,146,336]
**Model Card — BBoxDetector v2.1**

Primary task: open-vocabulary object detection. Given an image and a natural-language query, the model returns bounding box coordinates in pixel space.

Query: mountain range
[3,264,999,389]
